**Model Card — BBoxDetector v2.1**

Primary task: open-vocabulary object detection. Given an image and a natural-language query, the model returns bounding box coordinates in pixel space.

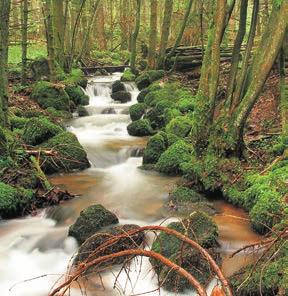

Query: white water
[0,73,260,296]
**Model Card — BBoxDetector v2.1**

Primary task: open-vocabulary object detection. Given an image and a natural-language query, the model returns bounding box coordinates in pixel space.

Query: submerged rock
[129,103,146,121]
[101,107,116,114]
[111,91,131,103]
[74,224,144,272]
[68,204,119,245]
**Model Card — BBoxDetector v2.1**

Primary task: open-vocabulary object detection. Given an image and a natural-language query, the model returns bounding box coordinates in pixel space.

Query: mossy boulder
[151,211,219,292]
[177,97,195,113]
[23,117,63,146]
[74,224,144,271]
[31,81,70,111]
[164,108,182,124]
[10,116,29,130]
[143,132,168,164]
[156,140,191,174]
[40,131,90,174]
[135,70,165,90]
[46,107,72,121]
[30,57,50,80]
[0,182,34,219]
[65,85,89,106]
[127,119,154,137]
[68,204,119,245]
[165,116,192,138]
[121,68,136,82]
[112,80,125,93]
[137,88,150,103]
[111,91,131,103]
[170,186,204,203]
[77,105,89,117]
[129,103,146,121]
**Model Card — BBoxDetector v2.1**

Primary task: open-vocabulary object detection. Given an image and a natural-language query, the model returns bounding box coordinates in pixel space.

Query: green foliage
[170,185,204,203]
[163,108,182,124]
[40,132,90,174]
[31,81,70,111]
[0,182,34,218]
[127,119,154,137]
[46,107,72,121]
[135,70,165,90]
[0,127,8,155]
[129,103,146,121]
[137,88,150,103]
[10,116,29,130]
[177,97,196,113]
[62,68,88,88]
[165,115,192,138]
[121,68,136,82]
[156,140,191,174]
[23,117,63,146]
[8,44,46,64]
[143,132,168,164]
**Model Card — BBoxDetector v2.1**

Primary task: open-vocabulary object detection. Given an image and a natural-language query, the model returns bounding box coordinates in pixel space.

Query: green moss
[177,97,195,113]
[143,132,168,164]
[40,131,90,174]
[137,88,150,103]
[163,108,182,124]
[65,85,89,106]
[46,107,72,121]
[135,70,165,90]
[165,116,192,138]
[170,186,204,203]
[62,68,88,88]
[23,117,63,146]
[0,127,8,155]
[10,116,29,129]
[31,81,70,111]
[129,103,146,121]
[127,119,154,137]
[156,140,191,174]
[0,182,34,218]
[121,68,136,82]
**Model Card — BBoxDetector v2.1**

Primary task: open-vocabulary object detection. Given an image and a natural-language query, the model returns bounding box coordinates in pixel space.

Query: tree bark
[130,0,141,73]
[96,2,107,50]
[0,0,11,127]
[157,0,173,69]
[147,0,157,69]
[21,0,28,85]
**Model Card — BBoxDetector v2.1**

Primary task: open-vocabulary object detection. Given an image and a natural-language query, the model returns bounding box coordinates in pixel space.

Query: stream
[0,73,261,296]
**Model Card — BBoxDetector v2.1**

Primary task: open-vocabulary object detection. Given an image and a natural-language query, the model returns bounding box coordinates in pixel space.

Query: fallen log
[81,65,129,75]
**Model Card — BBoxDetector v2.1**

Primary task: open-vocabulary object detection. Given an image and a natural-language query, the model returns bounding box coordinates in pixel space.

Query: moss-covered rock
[68,204,119,245]
[62,68,88,88]
[135,70,165,90]
[129,103,146,121]
[163,108,182,124]
[143,132,168,164]
[121,68,136,82]
[74,224,144,271]
[170,186,204,203]
[177,97,195,113]
[0,182,34,219]
[46,107,73,122]
[65,85,89,106]
[127,119,154,137]
[30,57,50,80]
[151,211,219,292]
[137,88,150,103]
[31,81,70,111]
[165,116,192,138]
[40,131,90,174]
[112,80,125,93]
[111,91,131,103]
[23,117,63,146]
[10,116,29,130]
[77,105,89,117]
[156,140,191,174]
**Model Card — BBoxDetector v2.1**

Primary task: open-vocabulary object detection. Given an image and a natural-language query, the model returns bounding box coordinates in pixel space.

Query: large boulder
[40,131,90,174]
[74,224,144,271]
[31,81,70,111]
[112,80,125,93]
[127,119,154,137]
[129,103,146,121]
[165,116,192,138]
[68,204,119,245]
[137,88,150,103]
[151,211,219,292]
[77,105,89,117]
[0,182,34,219]
[22,117,63,146]
[135,70,165,90]
[65,85,89,106]
[111,91,131,103]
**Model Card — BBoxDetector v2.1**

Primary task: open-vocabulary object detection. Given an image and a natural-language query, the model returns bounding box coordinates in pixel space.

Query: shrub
[23,117,63,146]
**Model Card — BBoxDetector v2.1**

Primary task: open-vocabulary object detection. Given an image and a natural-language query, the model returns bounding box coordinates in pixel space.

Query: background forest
[0,0,287,296]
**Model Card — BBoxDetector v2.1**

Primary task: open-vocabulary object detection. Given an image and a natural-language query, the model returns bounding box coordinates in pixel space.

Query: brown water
[0,73,261,296]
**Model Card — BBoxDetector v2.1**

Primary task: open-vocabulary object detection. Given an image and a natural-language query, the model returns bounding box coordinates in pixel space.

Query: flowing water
[0,73,261,296]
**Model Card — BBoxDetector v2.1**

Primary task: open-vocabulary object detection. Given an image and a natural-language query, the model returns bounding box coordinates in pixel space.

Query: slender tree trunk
[147,0,157,69]
[226,0,248,104]
[157,0,173,69]
[119,0,128,50]
[0,0,11,128]
[130,0,141,73]
[234,2,288,144]
[97,2,107,50]
[167,0,194,58]
[21,0,28,85]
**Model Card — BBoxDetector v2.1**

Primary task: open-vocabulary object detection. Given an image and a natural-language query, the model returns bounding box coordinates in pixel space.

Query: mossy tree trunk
[119,0,129,50]
[157,0,173,69]
[147,0,157,69]
[0,0,11,128]
[130,0,141,74]
[21,0,28,85]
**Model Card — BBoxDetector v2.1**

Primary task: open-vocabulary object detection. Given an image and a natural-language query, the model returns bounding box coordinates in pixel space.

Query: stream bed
[0,73,261,296]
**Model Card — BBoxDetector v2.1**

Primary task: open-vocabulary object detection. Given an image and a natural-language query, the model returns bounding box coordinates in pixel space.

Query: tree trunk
[234,1,288,145]
[0,0,11,128]
[157,0,173,69]
[147,0,157,69]
[97,2,107,50]
[167,0,194,59]
[21,0,28,85]
[119,0,129,50]
[130,0,141,73]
